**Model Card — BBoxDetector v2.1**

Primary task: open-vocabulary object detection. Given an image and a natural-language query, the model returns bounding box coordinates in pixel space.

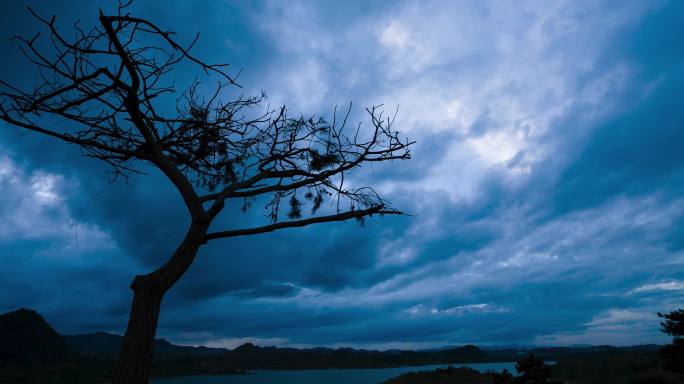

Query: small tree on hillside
[0,3,412,383]
[515,352,557,383]
[658,309,684,375]
[493,352,559,384]
[492,369,515,384]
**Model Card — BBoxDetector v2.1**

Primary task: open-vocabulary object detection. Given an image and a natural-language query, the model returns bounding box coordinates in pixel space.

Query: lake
[153,362,517,384]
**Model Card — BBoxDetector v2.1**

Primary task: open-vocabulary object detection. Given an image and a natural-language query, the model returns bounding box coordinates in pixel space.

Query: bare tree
[0,3,412,383]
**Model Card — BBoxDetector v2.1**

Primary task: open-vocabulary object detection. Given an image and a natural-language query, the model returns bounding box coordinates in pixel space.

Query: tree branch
[204,206,402,242]
[1,4,413,230]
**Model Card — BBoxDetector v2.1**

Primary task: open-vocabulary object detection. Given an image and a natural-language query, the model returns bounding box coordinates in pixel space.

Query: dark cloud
[1,0,683,349]
[550,0,684,214]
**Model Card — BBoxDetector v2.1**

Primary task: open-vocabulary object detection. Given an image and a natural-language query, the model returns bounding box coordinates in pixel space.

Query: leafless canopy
[0,2,413,240]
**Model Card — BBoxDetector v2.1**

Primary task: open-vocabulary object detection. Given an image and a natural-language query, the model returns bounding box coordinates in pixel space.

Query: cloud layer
[1,0,683,348]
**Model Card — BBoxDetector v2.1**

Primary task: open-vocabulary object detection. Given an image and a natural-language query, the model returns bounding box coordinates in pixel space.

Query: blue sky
[0,0,683,349]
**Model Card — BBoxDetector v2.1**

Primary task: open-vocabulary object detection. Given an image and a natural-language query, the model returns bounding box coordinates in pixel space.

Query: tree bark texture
[113,222,206,384]
[112,274,165,384]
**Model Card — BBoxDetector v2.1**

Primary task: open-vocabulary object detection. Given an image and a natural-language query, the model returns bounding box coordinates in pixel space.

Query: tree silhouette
[492,368,515,384]
[0,3,412,383]
[658,309,684,375]
[515,352,557,383]
[492,353,559,384]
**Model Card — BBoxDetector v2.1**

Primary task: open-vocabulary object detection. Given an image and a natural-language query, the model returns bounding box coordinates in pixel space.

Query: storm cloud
[1,0,683,349]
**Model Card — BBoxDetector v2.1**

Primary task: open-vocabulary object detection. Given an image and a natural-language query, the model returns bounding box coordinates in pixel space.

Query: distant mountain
[436,345,488,362]
[0,307,666,380]
[479,344,537,350]
[0,309,238,382]
[0,308,78,365]
[63,332,228,359]
[61,331,121,358]
[61,335,492,370]
[181,342,492,371]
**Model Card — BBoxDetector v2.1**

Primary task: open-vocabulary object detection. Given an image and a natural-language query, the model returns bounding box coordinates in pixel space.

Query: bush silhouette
[492,353,560,384]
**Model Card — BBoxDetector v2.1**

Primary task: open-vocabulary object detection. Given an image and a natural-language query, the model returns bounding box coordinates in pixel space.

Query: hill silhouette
[1,308,675,383]
[0,308,77,365]
[193,343,490,370]
[0,308,494,380]
[63,332,227,359]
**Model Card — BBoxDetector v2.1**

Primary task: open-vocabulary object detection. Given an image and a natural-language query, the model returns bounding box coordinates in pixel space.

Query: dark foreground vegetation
[552,348,681,384]
[383,349,682,384]
[0,308,495,383]
[382,308,684,384]
[0,309,240,383]
[384,366,493,384]
[383,353,562,384]
[2,308,684,383]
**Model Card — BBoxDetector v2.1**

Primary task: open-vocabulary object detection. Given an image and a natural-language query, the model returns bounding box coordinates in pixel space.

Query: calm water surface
[153,362,516,384]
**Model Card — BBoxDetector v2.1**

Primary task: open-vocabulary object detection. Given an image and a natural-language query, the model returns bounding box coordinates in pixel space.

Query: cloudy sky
[1,0,683,349]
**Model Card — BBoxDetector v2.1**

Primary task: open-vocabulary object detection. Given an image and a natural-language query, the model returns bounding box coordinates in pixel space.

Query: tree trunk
[113,221,207,384]
[113,274,165,384]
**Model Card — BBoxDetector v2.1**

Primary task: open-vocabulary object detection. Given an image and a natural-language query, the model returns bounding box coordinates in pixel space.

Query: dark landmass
[483,343,662,362]
[61,327,490,368]
[0,309,78,365]
[551,348,681,384]
[62,332,492,370]
[188,342,489,370]
[1,308,680,383]
[381,347,681,384]
[382,366,493,384]
[0,309,237,383]
[0,308,496,383]
[64,331,228,360]
[0,309,106,384]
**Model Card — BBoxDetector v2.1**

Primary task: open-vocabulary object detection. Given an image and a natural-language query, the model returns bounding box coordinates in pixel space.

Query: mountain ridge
[0,308,78,365]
